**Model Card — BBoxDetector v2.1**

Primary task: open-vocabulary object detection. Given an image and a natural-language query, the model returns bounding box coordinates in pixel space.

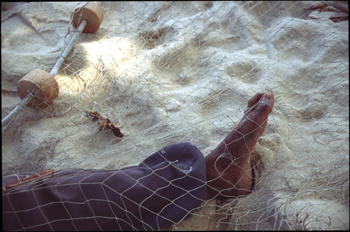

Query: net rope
[2,1,349,230]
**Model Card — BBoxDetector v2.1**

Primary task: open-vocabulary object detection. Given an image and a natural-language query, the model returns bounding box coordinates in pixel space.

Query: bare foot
[205,92,274,200]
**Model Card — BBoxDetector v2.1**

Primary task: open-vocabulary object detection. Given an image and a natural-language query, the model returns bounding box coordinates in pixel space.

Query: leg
[205,92,274,200]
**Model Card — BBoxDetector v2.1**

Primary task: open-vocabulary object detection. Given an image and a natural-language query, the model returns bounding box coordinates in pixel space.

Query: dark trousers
[2,142,207,231]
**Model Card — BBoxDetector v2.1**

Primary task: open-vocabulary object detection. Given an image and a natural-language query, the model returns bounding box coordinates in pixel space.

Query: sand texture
[1,2,349,230]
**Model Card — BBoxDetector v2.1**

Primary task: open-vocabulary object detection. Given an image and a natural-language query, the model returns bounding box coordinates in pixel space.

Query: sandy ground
[1,2,349,230]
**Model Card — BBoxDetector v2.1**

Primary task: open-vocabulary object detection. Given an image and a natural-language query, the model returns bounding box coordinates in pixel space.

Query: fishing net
[2,1,349,230]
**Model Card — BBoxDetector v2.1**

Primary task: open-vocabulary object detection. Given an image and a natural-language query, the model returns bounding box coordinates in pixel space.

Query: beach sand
[2,2,348,230]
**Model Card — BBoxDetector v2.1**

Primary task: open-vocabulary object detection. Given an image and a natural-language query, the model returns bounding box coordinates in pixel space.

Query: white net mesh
[2,1,349,230]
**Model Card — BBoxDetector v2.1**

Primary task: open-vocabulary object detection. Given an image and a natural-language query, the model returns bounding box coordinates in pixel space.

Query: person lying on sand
[2,92,274,231]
